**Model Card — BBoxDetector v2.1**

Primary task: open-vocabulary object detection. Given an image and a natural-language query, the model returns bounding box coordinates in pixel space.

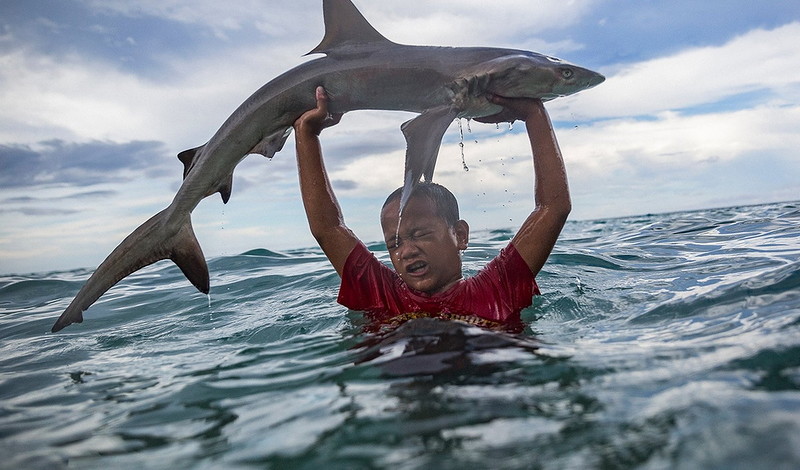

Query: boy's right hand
[294,86,343,136]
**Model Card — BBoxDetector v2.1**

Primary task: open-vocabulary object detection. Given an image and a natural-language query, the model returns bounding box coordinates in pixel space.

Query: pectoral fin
[399,106,459,211]
[249,127,292,159]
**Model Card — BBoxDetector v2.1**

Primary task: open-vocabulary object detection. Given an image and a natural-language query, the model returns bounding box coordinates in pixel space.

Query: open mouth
[406,261,428,275]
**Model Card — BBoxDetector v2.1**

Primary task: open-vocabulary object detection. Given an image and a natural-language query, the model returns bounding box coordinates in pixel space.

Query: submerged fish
[51,0,604,332]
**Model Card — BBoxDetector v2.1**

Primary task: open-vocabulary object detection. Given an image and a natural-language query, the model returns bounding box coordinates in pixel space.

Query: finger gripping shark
[51,0,604,332]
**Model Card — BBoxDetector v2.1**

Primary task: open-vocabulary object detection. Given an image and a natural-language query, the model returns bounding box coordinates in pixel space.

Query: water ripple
[1,201,799,468]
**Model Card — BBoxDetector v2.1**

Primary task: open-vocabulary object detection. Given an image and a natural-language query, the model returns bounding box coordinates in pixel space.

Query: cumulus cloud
[559,22,800,119]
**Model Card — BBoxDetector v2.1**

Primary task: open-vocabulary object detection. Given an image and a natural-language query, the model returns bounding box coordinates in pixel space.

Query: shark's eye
[561,68,574,79]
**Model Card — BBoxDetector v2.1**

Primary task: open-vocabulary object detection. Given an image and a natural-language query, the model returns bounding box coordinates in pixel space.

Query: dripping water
[395,212,402,256]
[457,119,469,172]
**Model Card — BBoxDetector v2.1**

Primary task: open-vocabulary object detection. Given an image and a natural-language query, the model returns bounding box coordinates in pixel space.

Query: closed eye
[410,230,432,241]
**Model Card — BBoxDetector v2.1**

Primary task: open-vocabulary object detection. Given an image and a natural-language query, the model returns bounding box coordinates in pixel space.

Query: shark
[51,0,604,332]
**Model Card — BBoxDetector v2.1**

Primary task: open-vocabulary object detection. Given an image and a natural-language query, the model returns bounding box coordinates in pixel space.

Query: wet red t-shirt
[338,242,540,328]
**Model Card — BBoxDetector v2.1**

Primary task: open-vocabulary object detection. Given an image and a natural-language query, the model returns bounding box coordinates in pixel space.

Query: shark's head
[479,52,605,101]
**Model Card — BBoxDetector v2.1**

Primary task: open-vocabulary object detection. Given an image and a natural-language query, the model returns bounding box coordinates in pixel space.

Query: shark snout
[588,71,606,88]
[575,65,605,90]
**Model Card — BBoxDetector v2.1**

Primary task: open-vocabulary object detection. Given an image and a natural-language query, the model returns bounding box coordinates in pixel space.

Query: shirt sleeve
[337,242,400,313]
[466,243,540,323]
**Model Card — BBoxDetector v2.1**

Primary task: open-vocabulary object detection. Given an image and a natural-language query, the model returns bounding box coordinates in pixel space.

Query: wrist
[294,123,322,140]
[523,101,547,121]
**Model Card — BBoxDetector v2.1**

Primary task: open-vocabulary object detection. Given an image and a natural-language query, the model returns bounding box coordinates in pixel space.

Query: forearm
[294,128,347,240]
[291,86,357,275]
[525,103,571,217]
[495,98,570,274]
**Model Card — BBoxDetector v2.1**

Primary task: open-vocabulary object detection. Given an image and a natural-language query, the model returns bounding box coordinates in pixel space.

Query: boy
[294,87,570,330]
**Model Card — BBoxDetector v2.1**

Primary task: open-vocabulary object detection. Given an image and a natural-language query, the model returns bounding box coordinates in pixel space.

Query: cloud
[562,104,800,168]
[558,103,800,217]
[0,140,170,187]
[560,22,800,120]
[80,0,308,38]
[78,0,596,45]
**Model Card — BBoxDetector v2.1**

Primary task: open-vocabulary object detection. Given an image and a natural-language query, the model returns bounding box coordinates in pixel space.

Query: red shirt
[338,242,540,329]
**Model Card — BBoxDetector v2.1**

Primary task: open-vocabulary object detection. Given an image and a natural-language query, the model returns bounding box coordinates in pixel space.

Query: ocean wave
[1,201,799,468]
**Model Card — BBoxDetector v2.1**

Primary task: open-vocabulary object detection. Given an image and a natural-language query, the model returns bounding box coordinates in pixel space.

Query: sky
[1,0,799,275]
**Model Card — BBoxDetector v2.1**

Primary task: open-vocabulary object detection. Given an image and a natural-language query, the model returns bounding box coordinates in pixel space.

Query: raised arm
[293,86,358,276]
[480,95,571,276]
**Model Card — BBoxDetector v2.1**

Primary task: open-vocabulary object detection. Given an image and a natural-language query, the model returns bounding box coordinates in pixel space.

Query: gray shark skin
[51,0,604,332]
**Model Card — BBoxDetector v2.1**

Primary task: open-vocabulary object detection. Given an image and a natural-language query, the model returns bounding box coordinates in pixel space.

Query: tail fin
[51,210,209,333]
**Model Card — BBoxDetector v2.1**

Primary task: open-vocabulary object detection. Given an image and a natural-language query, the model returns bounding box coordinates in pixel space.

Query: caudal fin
[51,210,209,333]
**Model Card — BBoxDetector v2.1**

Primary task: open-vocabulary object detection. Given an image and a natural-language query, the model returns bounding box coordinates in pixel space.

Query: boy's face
[380,195,469,294]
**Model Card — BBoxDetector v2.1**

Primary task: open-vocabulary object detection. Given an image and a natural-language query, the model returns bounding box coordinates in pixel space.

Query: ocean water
[1,201,799,469]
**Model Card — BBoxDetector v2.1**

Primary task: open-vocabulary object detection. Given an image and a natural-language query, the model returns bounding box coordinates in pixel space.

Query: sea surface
[1,201,799,469]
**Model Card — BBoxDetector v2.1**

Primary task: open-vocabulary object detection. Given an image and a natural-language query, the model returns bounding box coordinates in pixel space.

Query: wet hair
[382,182,460,227]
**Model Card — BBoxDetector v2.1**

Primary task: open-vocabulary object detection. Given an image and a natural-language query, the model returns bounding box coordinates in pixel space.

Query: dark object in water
[353,318,540,377]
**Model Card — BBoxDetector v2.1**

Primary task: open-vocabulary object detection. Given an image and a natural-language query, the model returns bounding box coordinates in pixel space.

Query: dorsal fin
[307,0,395,55]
